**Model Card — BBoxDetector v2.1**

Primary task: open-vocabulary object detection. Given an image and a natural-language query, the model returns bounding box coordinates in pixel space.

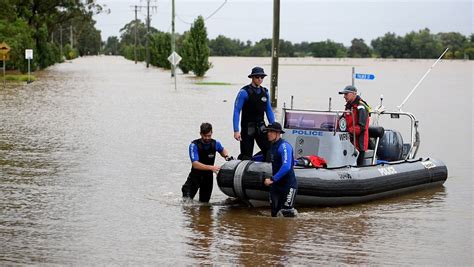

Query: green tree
[36,24,58,68]
[149,32,171,69]
[279,40,295,57]
[311,40,347,58]
[104,36,119,55]
[243,39,272,57]
[63,44,78,59]
[293,41,312,57]
[0,18,36,72]
[76,23,101,56]
[348,38,371,58]
[464,34,474,59]
[187,16,210,77]
[119,19,156,47]
[371,32,406,58]
[178,31,192,74]
[438,32,467,59]
[209,35,244,56]
[404,28,442,58]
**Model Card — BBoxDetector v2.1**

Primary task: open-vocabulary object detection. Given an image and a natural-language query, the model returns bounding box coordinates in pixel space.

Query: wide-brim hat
[339,85,357,94]
[266,122,285,134]
[248,66,267,78]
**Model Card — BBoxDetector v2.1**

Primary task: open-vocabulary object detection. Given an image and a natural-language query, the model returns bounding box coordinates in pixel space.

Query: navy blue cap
[266,122,285,134]
[248,66,267,78]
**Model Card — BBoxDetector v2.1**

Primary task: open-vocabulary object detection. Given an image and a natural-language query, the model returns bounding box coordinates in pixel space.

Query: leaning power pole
[270,0,280,108]
[145,0,150,67]
[170,0,176,77]
[134,5,138,64]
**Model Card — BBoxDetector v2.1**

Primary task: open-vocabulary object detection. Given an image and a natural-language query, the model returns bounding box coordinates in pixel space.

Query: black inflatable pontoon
[217,158,447,206]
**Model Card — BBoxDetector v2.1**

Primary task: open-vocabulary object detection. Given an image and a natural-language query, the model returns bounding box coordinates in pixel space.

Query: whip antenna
[397,47,449,111]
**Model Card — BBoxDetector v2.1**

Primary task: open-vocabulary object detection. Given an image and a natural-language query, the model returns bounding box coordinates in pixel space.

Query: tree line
[0,0,104,72]
[108,17,472,77]
[207,29,473,59]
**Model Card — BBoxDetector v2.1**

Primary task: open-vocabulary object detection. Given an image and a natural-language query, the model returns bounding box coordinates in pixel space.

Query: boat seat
[364,150,374,158]
[365,126,384,165]
[360,150,376,166]
[369,126,385,139]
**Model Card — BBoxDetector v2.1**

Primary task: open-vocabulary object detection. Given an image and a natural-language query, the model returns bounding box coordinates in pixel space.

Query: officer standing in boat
[182,122,230,202]
[263,122,298,217]
[233,66,275,161]
[339,85,370,166]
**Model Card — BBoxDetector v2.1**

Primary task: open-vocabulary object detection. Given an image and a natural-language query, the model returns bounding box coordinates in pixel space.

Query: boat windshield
[284,110,341,131]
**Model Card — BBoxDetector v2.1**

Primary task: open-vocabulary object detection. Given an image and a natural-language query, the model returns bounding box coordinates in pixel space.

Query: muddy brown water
[0,56,472,265]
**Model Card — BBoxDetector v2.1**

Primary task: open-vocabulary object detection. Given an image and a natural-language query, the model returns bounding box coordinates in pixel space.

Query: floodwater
[0,56,472,265]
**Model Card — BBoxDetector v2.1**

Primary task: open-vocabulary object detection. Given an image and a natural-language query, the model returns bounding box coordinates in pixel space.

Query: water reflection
[1,56,470,265]
[181,204,215,263]
[181,186,447,265]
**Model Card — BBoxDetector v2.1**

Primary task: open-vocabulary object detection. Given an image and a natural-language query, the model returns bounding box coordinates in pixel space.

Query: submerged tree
[178,31,192,74]
[187,16,211,77]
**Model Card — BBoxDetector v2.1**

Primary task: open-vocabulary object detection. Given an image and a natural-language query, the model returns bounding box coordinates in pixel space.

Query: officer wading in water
[233,67,275,161]
[181,123,230,202]
[263,122,298,217]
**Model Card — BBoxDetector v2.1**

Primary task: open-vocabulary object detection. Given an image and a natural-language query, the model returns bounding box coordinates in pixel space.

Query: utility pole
[145,0,150,68]
[134,5,138,64]
[131,1,156,67]
[270,0,280,108]
[171,0,176,77]
[70,25,73,48]
[60,26,63,60]
[144,0,158,68]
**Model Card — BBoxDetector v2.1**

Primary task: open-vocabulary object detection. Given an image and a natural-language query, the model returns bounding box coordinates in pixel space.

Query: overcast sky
[94,0,473,45]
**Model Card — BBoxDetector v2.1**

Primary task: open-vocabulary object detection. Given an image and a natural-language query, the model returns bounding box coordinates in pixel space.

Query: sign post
[2,55,5,88]
[167,51,182,90]
[25,49,33,83]
[0,42,11,88]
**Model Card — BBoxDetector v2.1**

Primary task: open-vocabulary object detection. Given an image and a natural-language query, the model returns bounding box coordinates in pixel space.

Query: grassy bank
[3,74,36,83]
[195,81,231,86]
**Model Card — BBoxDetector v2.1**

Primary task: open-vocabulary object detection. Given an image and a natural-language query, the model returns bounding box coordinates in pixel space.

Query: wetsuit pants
[239,122,270,161]
[181,172,213,202]
[357,150,366,166]
[269,186,297,217]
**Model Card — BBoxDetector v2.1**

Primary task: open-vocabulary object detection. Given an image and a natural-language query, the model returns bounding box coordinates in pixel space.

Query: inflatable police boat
[217,107,448,206]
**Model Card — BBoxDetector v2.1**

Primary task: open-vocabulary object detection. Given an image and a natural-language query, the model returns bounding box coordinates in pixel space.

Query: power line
[204,0,227,20]
[175,0,228,25]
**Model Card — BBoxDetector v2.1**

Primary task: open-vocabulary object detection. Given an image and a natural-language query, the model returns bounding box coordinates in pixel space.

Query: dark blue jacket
[270,138,297,189]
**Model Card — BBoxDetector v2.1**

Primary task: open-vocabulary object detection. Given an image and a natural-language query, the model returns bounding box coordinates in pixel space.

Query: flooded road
[0,56,472,265]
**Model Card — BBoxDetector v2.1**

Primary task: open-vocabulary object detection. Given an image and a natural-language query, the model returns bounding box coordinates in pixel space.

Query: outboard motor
[377,129,404,161]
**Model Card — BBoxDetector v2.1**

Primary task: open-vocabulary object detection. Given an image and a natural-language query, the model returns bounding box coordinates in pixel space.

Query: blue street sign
[355,73,375,80]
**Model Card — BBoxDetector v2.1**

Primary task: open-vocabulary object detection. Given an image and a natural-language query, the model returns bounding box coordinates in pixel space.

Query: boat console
[281,108,421,167]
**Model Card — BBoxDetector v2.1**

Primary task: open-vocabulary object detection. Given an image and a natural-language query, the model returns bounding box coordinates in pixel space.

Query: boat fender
[233,160,252,201]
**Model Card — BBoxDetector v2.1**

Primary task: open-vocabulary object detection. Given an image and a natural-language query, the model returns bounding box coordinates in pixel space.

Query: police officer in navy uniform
[263,122,298,217]
[182,122,230,202]
[233,67,275,161]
